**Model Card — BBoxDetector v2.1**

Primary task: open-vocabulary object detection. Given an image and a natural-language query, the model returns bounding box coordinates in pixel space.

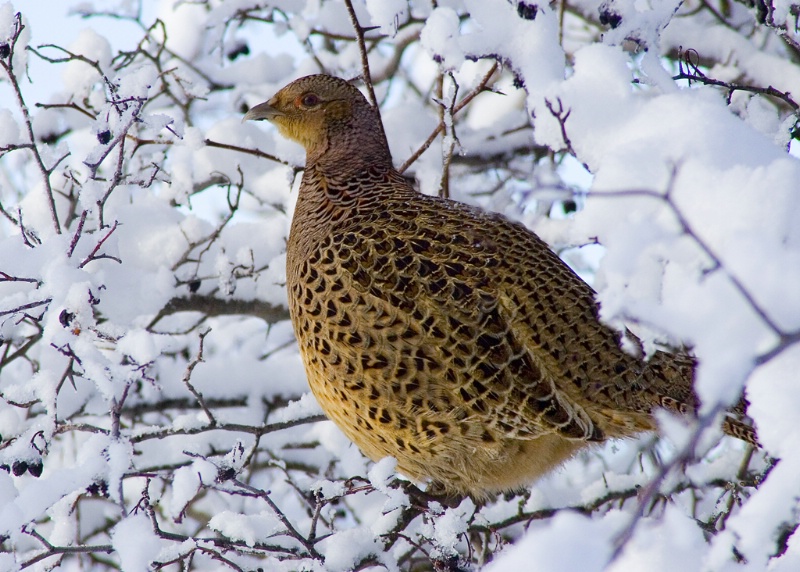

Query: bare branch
[343,0,383,121]
[398,63,499,174]
[181,329,216,425]
[0,14,61,234]
[149,295,290,329]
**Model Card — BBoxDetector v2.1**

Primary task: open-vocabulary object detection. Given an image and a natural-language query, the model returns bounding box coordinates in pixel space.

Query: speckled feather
[245,75,757,497]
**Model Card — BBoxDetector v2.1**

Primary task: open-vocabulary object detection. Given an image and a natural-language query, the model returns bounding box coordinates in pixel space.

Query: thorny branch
[230,478,324,559]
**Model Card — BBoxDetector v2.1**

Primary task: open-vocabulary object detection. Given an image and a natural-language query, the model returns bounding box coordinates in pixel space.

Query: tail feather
[638,351,759,446]
[722,416,759,446]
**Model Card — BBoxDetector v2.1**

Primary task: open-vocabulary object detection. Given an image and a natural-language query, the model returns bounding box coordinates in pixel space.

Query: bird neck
[306,107,394,178]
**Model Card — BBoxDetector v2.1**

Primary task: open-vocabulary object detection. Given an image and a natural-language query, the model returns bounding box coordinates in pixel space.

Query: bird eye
[300,93,320,107]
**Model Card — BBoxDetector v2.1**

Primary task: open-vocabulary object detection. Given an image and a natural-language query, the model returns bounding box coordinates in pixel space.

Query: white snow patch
[270,392,323,423]
[112,514,164,572]
[319,527,385,572]
[486,510,620,572]
[366,0,408,35]
[0,108,20,147]
[208,510,284,547]
[167,458,218,520]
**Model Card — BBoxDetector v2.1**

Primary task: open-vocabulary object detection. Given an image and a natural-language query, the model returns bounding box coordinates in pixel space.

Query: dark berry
[599,8,622,28]
[517,2,538,20]
[563,200,577,214]
[790,120,800,141]
[87,480,109,496]
[12,461,27,476]
[0,464,9,473]
[0,44,9,59]
[27,461,43,477]
[188,279,202,293]
[59,309,75,327]
[97,130,112,144]
[227,41,250,61]
[217,467,236,482]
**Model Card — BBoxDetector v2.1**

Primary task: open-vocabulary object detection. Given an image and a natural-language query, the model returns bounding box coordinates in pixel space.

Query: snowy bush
[0,0,798,570]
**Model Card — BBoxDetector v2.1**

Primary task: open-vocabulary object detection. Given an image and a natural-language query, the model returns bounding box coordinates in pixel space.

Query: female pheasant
[244,74,756,497]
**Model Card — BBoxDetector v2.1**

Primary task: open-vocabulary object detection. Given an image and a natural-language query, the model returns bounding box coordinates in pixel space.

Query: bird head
[243,74,384,162]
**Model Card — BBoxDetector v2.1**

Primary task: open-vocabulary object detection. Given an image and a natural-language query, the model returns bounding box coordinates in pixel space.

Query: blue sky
[2,1,153,109]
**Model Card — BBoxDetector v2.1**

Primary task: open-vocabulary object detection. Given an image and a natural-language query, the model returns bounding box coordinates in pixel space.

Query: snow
[208,510,284,547]
[112,514,164,572]
[368,456,410,511]
[312,478,347,499]
[319,527,386,572]
[366,0,408,36]
[367,456,397,493]
[61,28,112,99]
[428,499,474,557]
[461,0,565,92]
[0,108,19,147]
[156,0,207,61]
[270,392,324,423]
[706,454,800,570]
[0,447,106,537]
[486,511,618,572]
[0,2,15,38]
[168,459,218,519]
[419,7,464,70]
[610,505,708,572]
[748,346,800,456]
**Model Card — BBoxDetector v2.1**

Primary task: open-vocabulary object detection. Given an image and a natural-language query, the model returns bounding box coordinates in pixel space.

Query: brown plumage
[244,74,757,497]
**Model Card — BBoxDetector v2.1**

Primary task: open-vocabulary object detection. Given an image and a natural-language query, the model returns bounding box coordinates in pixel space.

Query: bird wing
[322,189,621,443]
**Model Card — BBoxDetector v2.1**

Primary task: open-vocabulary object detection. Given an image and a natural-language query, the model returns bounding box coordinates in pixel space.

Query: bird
[243,74,757,498]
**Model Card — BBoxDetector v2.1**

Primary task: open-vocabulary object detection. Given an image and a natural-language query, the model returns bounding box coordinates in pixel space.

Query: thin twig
[231,478,324,559]
[21,528,113,569]
[610,403,726,560]
[585,181,786,338]
[67,210,88,258]
[0,14,61,234]
[78,221,120,268]
[342,0,380,109]
[181,329,216,425]
[438,72,460,198]
[676,48,798,110]
[398,63,499,173]
[0,298,52,318]
[204,138,296,168]
[122,414,327,443]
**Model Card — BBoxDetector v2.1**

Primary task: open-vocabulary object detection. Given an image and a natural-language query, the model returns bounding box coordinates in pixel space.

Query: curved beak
[242,100,283,123]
